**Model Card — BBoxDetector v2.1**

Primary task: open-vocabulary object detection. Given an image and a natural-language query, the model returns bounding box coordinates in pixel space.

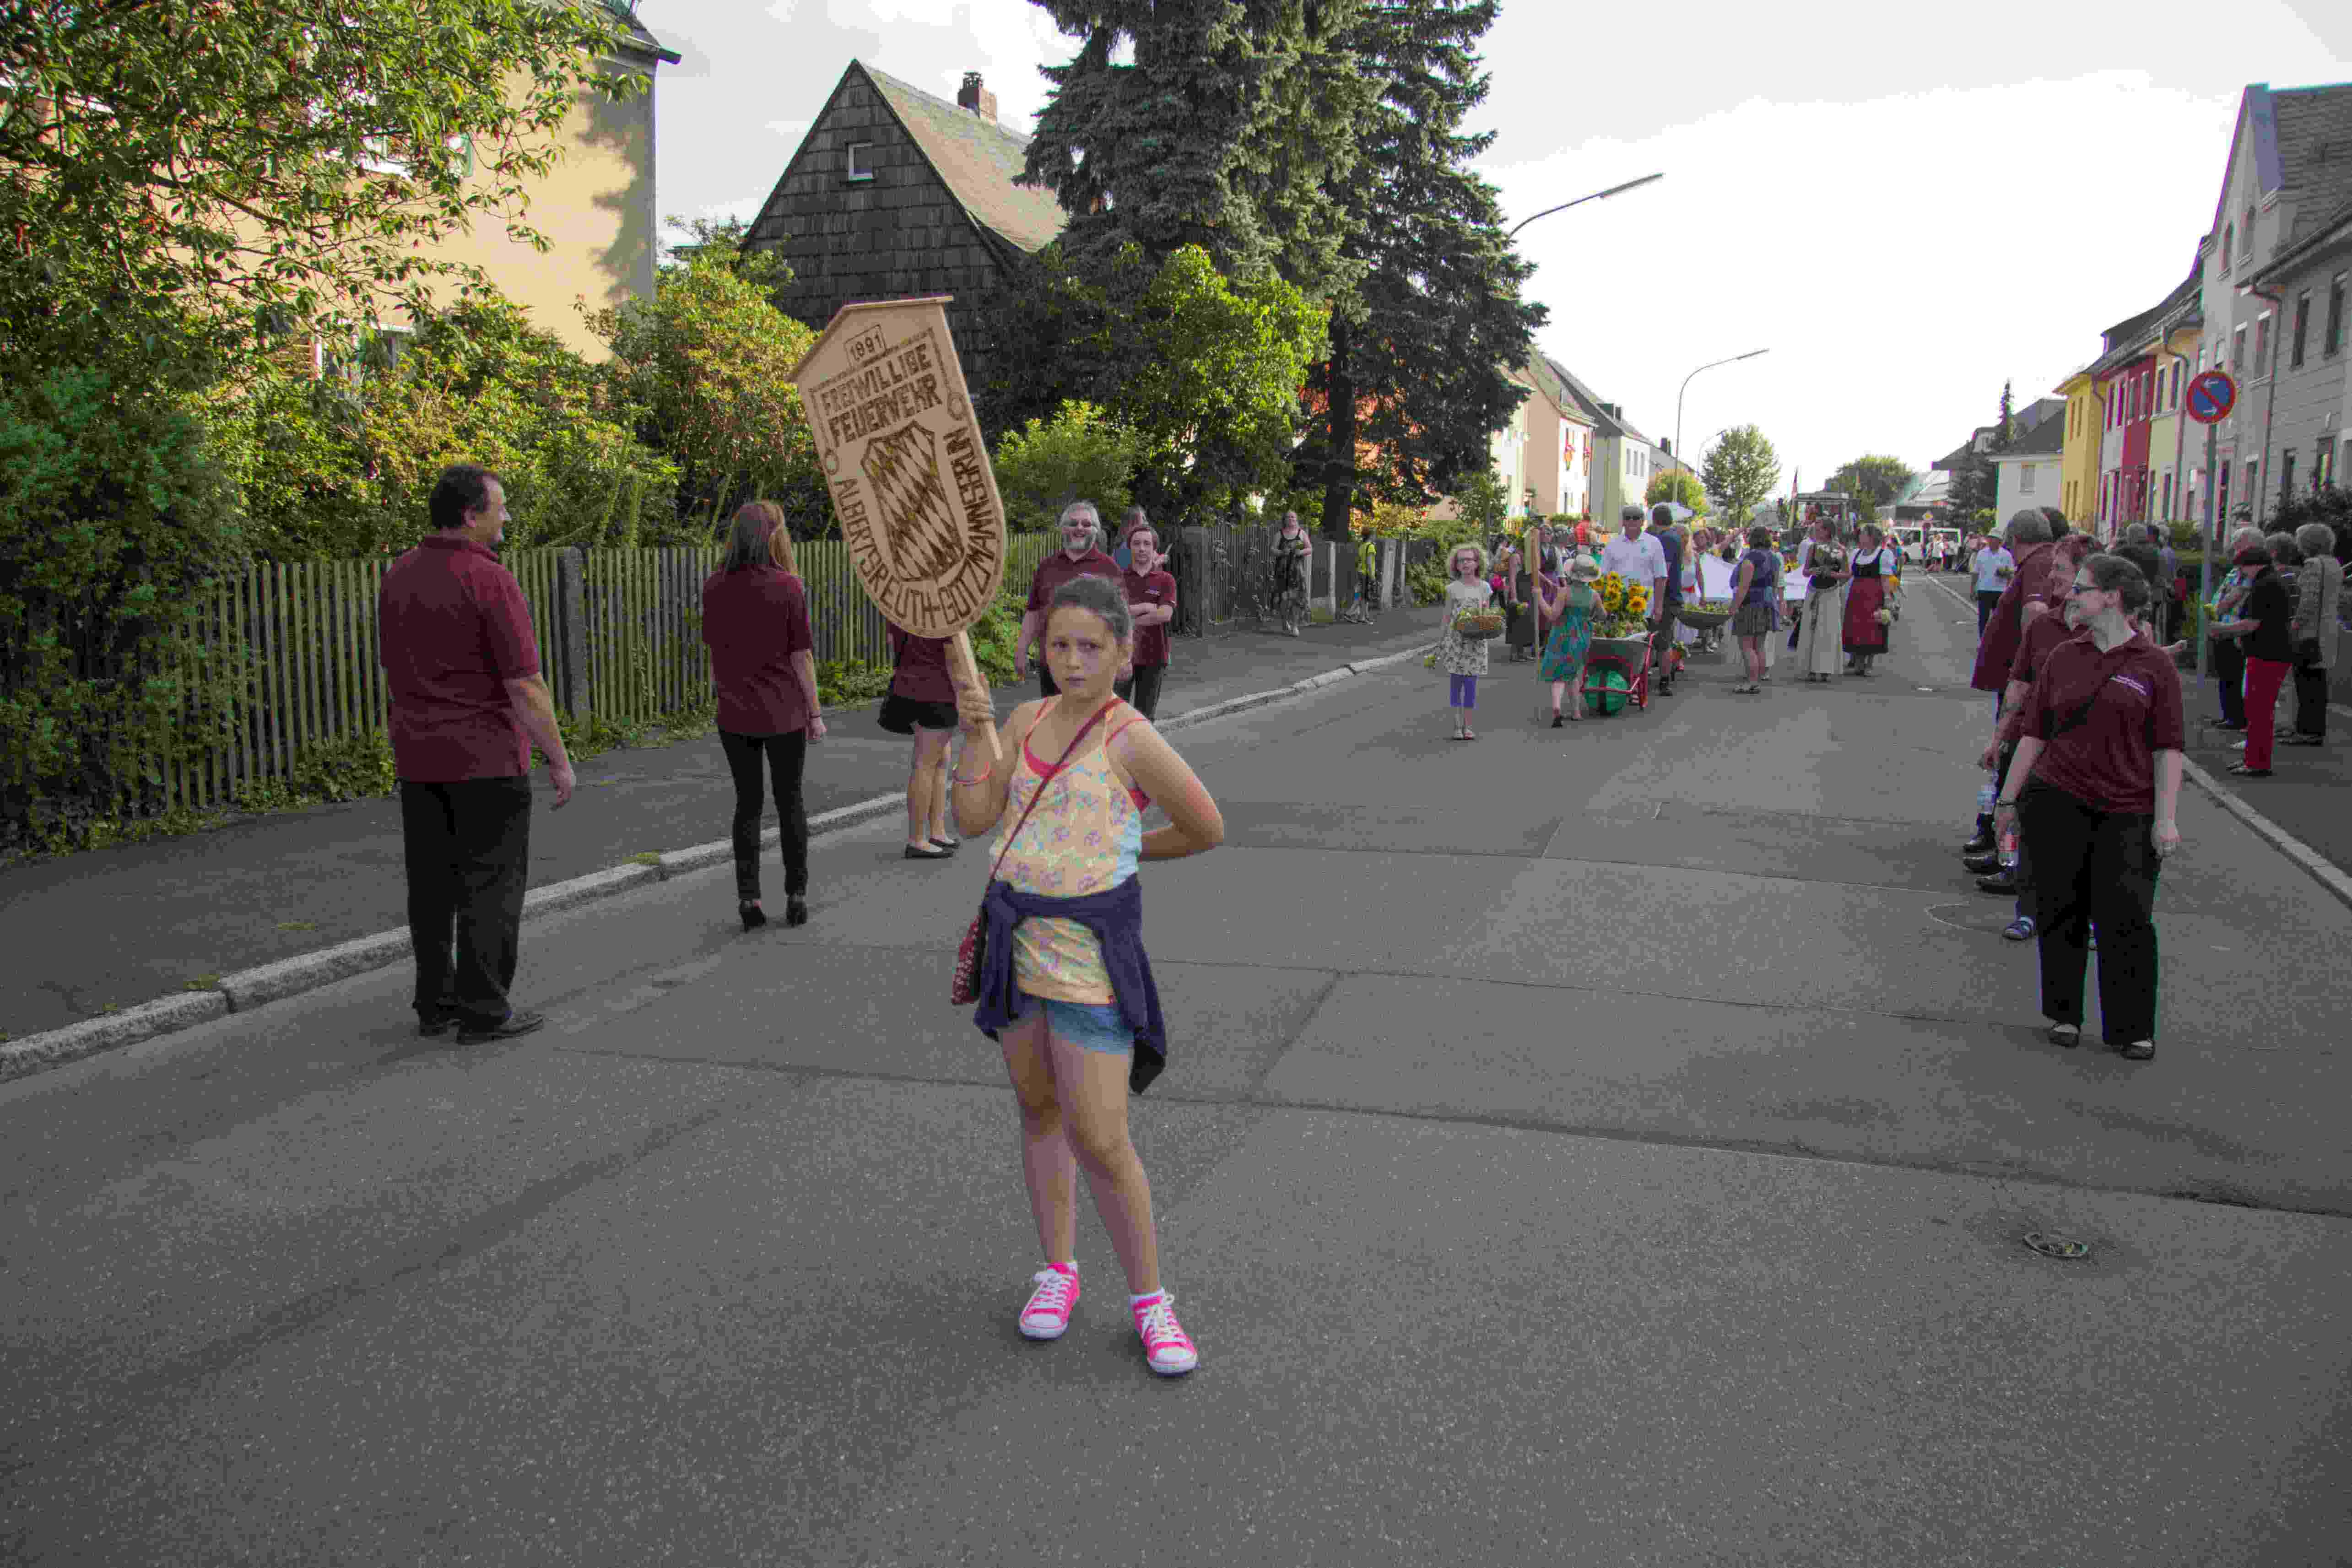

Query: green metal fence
[140,535,1061,814]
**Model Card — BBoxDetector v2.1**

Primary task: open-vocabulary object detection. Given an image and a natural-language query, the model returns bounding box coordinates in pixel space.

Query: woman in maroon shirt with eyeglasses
[1993,553,2184,1063]
[701,502,824,931]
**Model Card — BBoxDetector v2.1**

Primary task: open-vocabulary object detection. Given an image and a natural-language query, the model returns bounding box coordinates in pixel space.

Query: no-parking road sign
[2187,369,2237,424]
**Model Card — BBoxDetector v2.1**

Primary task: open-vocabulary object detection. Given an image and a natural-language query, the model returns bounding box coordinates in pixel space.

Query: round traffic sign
[2187,369,2237,425]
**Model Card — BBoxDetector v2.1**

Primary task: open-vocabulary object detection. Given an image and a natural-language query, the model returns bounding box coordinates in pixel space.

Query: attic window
[846,142,874,182]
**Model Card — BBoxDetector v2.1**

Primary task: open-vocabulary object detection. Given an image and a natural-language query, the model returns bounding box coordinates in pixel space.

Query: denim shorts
[1010,992,1133,1054]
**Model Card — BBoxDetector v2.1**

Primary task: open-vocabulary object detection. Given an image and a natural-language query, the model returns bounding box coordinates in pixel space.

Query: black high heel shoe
[784,896,809,928]
[738,901,767,933]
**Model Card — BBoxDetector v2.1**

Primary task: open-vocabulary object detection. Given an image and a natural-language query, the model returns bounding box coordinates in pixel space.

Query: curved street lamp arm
[1506,173,1665,239]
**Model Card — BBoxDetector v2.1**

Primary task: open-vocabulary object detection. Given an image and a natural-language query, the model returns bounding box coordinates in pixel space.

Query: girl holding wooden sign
[952,574,1226,1376]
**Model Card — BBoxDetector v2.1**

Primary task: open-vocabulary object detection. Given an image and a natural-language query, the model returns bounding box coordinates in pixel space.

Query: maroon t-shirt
[2005,608,2083,687]
[2023,633,2185,815]
[888,626,955,703]
[701,567,814,735]
[1970,542,2067,692]
[1026,548,1123,614]
[378,535,541,782]
[1124,568,1179,668]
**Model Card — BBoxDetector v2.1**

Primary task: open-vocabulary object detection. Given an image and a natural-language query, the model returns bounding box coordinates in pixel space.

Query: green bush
[992,402,1142,533]
[0,367,246,851]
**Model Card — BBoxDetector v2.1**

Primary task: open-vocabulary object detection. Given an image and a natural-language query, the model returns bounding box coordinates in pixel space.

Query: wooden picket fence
[142,535,1061,815]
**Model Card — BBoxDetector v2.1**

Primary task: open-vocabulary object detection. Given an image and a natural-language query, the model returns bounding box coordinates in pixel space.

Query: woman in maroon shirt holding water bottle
[1993,554,2184,1062]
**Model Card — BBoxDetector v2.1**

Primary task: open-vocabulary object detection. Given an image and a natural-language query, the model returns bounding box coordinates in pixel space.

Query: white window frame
[2020,464,2036,495]
[845,142,875,181]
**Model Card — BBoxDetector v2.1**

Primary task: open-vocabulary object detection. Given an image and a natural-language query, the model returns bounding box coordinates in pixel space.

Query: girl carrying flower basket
[1436,542,1496,740]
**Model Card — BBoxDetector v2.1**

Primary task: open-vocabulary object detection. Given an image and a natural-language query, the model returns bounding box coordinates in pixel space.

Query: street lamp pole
[1674,349,1769,487]
[1506,173,1665,240]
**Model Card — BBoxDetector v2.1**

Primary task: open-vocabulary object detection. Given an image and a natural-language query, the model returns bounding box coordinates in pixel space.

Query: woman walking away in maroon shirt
[1994,554,2184,1062]
[881,624,960,860]
[701,502,823,931]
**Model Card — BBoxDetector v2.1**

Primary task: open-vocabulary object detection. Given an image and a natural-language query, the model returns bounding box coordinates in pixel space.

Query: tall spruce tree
[1021,0,1371,303]
[1302,0,1543,538]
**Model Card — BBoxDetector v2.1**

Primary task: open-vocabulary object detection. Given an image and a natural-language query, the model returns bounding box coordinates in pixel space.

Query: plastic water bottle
[1998,826,2019,873]
[1976,780,1997,818]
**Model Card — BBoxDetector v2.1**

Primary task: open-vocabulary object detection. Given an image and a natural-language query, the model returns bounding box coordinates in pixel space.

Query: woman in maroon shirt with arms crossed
[701,502,824,931]
[1994,554,2183,1062]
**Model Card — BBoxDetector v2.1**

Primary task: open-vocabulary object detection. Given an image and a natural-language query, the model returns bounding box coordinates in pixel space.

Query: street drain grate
[2022,1231,2092,1261]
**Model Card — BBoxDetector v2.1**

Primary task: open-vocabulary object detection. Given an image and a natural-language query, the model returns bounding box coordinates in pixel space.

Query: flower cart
[1579,627,1653,715]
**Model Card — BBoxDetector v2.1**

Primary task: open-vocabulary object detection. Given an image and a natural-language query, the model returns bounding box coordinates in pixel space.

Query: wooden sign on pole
[789,296,1007,768]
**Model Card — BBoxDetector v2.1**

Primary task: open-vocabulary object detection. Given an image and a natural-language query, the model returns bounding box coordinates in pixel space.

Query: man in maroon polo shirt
[378,465,573,1044]
[1015,501,1123,700]
[1115,520,1179,719]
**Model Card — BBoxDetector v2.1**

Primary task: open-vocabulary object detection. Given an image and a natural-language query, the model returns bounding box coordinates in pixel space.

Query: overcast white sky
[644,0,2352,494]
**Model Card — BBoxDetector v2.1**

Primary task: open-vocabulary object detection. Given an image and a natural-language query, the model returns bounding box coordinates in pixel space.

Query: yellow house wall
[2057,377,2103,525]
[414,63,659,361]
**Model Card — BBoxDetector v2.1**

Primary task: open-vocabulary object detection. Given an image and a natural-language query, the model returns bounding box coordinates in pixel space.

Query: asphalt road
[4,595,2347,1565]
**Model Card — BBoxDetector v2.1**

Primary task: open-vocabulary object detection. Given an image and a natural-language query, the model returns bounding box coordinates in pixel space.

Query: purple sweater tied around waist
[971,875,1167,1094]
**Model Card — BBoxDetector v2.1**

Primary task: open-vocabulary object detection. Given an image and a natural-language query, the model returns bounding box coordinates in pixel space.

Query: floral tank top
[993,699,1149,1004]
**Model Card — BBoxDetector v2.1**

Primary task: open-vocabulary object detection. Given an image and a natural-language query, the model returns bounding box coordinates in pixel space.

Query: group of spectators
[1954,501,2347,1063]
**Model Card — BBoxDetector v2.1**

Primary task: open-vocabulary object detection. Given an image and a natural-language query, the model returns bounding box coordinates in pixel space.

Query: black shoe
[1960,832,1995,856]
[2226,763,2272,777]
[1550,714,1564,728]
[1961,852,2001,876]
[455,1010,546,1045]
[2002,916,2035,941]
[739,901,767,932]
[903,842,954,860]
[2117,1039,2155,1061]
[785,896,809,928]
[416,1011,460,1039]
[2212,719,2246,730]
[1975,873,2016,895]
[2045,1022,2080,1048]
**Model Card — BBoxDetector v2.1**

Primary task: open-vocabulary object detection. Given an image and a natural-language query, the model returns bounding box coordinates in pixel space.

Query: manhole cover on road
[2022,1231,2092,1261]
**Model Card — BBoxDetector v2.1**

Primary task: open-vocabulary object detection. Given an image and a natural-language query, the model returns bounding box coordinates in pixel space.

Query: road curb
[0,992,231,1082]
[2179,755,2352,913]
[1,641,1433,1081]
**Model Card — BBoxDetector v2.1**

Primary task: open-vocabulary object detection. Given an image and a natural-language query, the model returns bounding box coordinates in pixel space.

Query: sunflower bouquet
[1592,572,1652,639]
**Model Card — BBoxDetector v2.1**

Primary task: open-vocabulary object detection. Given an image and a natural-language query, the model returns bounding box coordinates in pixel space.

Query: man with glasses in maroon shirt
[1014,502,1122,700]
[378,465,573,1044]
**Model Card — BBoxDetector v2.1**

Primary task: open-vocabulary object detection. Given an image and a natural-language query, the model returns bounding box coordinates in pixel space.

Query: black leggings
[719,729,809,902]
[2293,663,2329,738]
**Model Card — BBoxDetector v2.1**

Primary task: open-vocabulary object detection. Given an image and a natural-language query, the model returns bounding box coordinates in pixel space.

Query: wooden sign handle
[944,629,1003,774]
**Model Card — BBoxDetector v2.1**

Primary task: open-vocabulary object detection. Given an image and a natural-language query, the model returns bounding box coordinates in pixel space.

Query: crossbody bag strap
[983,700,1119,885]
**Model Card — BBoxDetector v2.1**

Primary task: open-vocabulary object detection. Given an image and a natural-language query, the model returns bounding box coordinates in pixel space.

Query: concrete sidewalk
[0,614,1436,1055]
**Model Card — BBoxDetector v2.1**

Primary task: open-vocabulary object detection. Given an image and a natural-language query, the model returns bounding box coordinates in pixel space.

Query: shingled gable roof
[861,65,1069,255]
[598,0,680,65]
[1992,414,2066,460]
[2271,82,2352,250]
[1545,360,1649,443]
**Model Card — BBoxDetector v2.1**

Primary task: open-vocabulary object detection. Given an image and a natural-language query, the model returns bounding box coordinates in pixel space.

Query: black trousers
[399,777,532,1027]
[1114,663,1166,719]
[1976,591,2001,636]
[2019,780,2161,1044]
[2293,662,2329,737]
[719,729,809,903]
[2211,637,2246,725]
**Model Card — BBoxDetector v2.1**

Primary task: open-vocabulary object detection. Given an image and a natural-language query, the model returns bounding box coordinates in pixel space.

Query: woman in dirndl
[1795,523,1849,683]
[1842,524,1898,676]
[1538,555,1601,725]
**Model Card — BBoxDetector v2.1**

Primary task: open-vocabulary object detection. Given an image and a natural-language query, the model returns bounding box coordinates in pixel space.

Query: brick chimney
[957,71,997,124]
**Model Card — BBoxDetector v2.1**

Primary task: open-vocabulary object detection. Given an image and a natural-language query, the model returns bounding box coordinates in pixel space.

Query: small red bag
[950,701,1116,1006]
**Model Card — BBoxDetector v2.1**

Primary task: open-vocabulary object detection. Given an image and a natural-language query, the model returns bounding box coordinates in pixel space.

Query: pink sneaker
[1018,1264,1080,1340]
[1132,1291,1198,1376]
